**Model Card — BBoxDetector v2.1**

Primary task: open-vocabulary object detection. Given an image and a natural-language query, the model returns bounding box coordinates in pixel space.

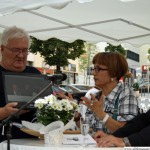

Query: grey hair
[0,26,30,47]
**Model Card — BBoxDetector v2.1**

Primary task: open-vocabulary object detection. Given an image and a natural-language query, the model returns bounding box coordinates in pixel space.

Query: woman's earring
[111,78,114,82]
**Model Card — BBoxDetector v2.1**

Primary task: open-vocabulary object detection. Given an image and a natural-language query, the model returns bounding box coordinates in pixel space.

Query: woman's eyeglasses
[91,66,108,73]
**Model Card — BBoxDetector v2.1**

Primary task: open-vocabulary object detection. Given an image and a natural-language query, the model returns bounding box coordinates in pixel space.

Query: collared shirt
[86,81,139,133]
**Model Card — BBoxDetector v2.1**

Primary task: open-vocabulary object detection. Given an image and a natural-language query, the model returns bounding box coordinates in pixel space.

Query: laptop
[2,72,53,109]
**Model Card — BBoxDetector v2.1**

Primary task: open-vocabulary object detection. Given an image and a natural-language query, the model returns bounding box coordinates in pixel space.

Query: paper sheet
[63,134,96,146]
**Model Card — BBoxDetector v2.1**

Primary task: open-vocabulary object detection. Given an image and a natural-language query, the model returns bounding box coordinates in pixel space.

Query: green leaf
[30,37,86,72]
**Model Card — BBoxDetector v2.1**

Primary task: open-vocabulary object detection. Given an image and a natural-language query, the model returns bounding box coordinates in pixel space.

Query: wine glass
[80,116,89,147]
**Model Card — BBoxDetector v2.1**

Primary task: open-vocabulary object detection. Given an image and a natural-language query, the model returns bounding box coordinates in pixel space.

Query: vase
[44,130,63,145]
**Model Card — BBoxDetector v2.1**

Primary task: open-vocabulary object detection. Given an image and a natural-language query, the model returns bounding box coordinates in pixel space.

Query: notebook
[2,72,53,109]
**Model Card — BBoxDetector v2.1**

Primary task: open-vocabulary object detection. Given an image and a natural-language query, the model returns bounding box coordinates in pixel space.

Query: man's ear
[1,45,5,55]
[1,45,4,52]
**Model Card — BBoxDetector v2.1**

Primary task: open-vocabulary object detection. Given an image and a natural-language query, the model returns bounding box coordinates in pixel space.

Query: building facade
[27,52,79,84]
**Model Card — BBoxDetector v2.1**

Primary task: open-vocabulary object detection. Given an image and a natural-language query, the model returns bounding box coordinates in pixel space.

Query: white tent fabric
[0,0,150,47]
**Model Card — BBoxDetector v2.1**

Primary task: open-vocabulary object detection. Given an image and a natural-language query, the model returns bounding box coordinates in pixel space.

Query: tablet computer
[2,72,52,109]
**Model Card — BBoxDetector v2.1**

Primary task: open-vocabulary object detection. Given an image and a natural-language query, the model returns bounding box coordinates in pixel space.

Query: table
[0,139,123,150]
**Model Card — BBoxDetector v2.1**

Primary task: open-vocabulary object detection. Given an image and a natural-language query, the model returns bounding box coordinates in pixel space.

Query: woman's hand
[81,94,106,120]
[57,92,74,101]
[93,130,107,143]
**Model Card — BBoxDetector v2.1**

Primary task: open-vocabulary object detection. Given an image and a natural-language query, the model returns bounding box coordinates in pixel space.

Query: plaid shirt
[86,81,138,133]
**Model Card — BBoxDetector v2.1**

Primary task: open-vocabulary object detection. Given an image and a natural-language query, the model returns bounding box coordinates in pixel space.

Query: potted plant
[133,82,139,91]
[132,80,140,98]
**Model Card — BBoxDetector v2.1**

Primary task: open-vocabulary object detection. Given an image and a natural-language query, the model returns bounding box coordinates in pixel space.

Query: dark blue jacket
[113,109,150,146]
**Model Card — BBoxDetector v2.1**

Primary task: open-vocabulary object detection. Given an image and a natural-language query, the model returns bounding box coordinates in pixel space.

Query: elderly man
[0,26,41,142]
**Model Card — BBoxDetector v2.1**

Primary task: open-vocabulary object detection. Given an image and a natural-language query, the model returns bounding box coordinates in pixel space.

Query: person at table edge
[93,109,150,147]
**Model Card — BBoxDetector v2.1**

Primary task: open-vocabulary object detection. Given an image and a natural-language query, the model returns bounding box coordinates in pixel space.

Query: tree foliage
[79,55,88,72]
[105,44,126,56]
[30,37,86,73]
[148,48,150,61]
[79,44,97,73]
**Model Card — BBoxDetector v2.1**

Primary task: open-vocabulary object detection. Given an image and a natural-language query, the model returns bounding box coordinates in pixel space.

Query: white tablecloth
[0,139,123,150]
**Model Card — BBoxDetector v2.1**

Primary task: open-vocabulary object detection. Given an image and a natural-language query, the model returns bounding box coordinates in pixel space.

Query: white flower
[70,101,78,111]
[51,101,63,111]
[34,98,47,109]
[44,94,57,104]
[34,94,79,126]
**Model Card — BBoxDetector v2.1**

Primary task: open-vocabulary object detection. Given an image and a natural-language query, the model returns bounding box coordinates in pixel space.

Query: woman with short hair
[81,52,138,133]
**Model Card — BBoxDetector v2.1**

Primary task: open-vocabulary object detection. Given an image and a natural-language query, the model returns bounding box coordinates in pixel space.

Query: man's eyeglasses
[91,66,108,73]
[4,46,28,55]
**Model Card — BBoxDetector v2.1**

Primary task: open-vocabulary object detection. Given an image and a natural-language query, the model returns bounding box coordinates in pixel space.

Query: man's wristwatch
[123,137,131,146]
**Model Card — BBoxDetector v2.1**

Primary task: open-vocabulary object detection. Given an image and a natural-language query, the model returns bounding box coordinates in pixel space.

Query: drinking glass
[80,116,89,147]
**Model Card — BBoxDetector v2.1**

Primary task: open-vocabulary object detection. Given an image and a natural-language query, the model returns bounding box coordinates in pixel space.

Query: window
[126,50,139,62]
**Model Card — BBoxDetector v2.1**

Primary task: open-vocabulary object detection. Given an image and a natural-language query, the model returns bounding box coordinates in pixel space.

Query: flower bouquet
[34,94,78,126]
[21,94,78,145]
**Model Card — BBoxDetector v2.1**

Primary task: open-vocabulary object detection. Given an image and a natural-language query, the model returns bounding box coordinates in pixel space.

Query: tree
[30,37,86,73]
[79,43,98,84]
[105,44,126,56]
[79,44,98,72]
[148,48,150,62]
[79,54,88,73]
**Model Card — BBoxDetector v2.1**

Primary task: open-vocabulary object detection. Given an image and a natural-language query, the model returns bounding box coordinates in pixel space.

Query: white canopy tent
[0,0,150,47]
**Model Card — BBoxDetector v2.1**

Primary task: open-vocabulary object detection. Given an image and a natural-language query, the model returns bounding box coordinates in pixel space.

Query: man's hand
[0,102,30,120]
[93,131,125,147]
[4,102,19,115]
